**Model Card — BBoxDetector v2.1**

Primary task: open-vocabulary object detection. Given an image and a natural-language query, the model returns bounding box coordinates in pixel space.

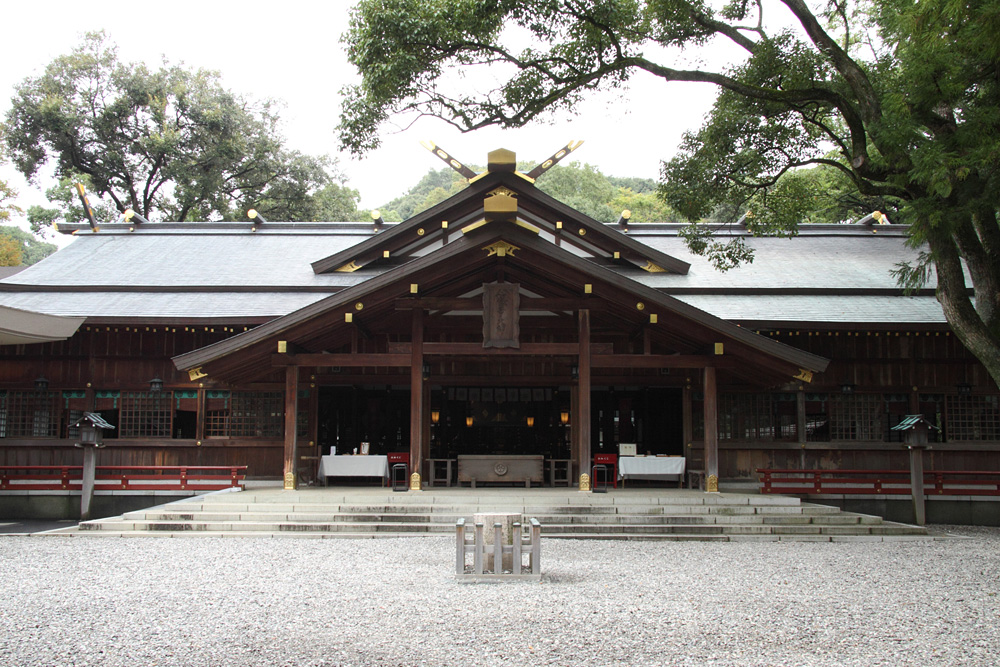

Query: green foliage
[0,233,20,266]
[26,175,119,237]
[3,32,340,223]
[0,128,21,224]
[380,161,677,223]
[379,167,469,220]
[0,226,57,266]
[311,182,362,222]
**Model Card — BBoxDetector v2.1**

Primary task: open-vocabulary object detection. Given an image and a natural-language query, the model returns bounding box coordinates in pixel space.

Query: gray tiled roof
[0,222,946,325]
[0,291,328,319]
[674,295,946,324]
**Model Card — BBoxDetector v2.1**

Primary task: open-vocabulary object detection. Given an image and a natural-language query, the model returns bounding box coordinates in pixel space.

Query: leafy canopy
[340,0,1000,387]
[4,32,358,223]
[0,226,57,266]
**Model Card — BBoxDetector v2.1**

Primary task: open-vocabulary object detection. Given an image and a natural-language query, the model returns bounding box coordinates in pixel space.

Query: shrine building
[1,146,997,495]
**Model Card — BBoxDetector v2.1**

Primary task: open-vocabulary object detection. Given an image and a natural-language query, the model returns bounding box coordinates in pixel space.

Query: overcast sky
[1,0,742,232]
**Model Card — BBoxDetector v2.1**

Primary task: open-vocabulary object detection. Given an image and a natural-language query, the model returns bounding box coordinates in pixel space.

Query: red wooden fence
[0,465,246,492]
[758,468,1000,496]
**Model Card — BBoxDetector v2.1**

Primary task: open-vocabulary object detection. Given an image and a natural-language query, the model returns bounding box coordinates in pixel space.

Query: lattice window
[0,390,60,438]
[719,393,775,441]
[119,391,173,438]
[206,391,283,438]
[830,394,883,441]
[805,394,829,442]
[946,395,1000,441]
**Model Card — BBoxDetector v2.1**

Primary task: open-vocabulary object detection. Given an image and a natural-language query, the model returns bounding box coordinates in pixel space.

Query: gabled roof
[310,170,691,276]
[173,220,828,386]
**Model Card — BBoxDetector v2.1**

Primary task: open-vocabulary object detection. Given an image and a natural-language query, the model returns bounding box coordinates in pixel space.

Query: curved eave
[0,305,85,345]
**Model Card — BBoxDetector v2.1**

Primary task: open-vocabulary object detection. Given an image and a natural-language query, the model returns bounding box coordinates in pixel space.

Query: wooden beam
[273,353,411,367]
[592,354,729,369]
[395,297,586,312]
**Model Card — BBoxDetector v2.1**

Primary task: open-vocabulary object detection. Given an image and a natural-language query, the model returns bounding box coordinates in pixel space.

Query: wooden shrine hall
[1,145,997,497]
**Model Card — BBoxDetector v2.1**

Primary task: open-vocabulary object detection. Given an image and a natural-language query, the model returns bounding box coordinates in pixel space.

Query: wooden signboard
[482,281,520,348]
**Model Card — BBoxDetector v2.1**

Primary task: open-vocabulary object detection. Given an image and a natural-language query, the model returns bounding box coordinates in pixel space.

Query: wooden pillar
[80,446,97,521]
[410,309,425,488]
[908,445,927,526]
[577,309,591,489]
[195,385,206,443]
[797,386,807,468]
[682,383,692,458]
[703,366,719,492]
[283,365,299,490]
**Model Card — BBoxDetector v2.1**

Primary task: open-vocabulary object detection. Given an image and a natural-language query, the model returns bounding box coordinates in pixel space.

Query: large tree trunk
[927,225,1000,390]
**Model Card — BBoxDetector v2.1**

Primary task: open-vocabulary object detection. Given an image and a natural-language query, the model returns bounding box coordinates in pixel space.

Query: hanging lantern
[431,410,440,424]
[560,411,570,425]
[465,416,474,428]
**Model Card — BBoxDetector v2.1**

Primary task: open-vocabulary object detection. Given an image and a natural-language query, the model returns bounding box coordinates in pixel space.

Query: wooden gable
[310,170,690,276]
[175,219,827,387]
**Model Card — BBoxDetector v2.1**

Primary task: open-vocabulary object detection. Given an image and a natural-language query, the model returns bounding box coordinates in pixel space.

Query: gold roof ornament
[488,186,517,198]
[794,368,814,382]
[526,141,584,179]
[482,241,520,257]
[419,140,477,179]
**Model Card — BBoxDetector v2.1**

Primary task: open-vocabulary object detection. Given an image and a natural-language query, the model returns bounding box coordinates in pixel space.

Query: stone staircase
[62,487,934,541]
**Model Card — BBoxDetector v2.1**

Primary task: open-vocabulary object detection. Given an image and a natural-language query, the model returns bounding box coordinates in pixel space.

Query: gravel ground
[1,526,997,667]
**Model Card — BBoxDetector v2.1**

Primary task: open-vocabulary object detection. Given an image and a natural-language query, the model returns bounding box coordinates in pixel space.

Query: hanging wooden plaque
[482,281,520,348]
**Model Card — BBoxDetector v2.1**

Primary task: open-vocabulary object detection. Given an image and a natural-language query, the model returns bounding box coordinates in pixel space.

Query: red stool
[593,453,618,489]
[387,452,410,482]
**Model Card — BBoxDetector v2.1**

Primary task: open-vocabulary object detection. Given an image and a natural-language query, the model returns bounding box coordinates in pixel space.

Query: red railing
[0,465,246,492]
[758,468,1000,496]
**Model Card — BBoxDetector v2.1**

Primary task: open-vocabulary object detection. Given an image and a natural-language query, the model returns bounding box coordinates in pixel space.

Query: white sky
[0,0,741,236]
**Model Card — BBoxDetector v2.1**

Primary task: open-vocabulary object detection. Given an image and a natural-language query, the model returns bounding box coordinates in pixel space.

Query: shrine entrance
[315,383,685,487]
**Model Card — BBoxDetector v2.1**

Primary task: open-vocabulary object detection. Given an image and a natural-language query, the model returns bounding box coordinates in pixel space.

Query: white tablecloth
[618,456,685,481]
[318,455,389,481]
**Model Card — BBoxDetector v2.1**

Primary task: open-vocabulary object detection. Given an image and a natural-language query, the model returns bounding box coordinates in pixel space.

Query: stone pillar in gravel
[474,512,520,572]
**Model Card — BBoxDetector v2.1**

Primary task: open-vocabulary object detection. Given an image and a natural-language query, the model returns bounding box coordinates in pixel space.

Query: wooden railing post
[530,519,541,575]
[473,523,484,575]
[513,522,523,575]
[455,519,466,574]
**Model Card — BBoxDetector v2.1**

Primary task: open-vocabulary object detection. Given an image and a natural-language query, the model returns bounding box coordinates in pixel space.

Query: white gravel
[1,526,998,667]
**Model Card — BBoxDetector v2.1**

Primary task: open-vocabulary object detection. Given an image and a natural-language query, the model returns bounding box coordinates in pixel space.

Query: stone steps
[65,488,932,541]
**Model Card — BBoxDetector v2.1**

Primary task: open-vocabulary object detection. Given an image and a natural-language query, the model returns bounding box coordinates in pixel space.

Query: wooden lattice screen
[0,390,60,438]
[119,391,173,438]
[947,395,1000,441]
[830,394,883,441]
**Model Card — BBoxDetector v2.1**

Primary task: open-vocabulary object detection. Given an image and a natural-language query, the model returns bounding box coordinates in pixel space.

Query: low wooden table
[457,455,544,488]
[318,455,389,486]
[618,456,686,487]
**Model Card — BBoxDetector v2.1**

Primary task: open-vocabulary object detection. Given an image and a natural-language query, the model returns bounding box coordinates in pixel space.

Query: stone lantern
[72,412,115,520]
[890,415,939,526]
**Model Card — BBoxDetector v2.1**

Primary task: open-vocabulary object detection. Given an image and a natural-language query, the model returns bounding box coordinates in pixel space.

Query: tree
[379,161,678,222]
[0,127,21,225]
[0,233,20,266]
[339,0,1000,388]
[0,226,57,266]
[4,31,339,223]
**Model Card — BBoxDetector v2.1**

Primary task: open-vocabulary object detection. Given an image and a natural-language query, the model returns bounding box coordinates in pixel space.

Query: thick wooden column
[703,366,719,492]
[283,365,299,490]
[410,309,425,488]
[577,309,591,488]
